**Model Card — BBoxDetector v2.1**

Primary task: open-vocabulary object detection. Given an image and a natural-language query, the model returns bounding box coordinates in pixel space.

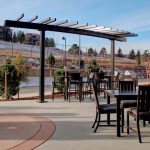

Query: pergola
[4,14,137,103]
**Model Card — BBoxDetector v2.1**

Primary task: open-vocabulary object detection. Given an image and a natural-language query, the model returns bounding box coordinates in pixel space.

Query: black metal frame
[4,14,137,103]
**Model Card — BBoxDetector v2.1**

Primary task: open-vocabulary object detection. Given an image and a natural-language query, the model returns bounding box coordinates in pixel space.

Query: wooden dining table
[105,89,138,137]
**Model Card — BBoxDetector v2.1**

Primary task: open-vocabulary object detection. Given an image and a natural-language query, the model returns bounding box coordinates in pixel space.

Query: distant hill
[0,40,66,56]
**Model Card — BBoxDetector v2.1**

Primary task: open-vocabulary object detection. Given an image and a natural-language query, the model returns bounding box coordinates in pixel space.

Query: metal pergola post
[110,40,115,89]
[39,30,45,103]
[79,34,81,69]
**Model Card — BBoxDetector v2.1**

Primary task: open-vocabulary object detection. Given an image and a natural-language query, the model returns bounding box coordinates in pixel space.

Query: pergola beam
[4,20,126,41]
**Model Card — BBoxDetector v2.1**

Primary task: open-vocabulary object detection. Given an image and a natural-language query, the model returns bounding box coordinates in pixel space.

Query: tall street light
[31,39,33,58]
[11,33,14,58]
[62,37,67,100]
[62,37,66,66]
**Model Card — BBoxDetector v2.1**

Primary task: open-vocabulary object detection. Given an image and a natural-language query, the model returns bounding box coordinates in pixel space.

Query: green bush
[0,59,19,99]
[54,68,65,92]
[87,59,99,72]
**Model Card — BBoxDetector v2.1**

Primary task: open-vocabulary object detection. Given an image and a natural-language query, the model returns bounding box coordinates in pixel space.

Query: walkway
[0,98,150,150]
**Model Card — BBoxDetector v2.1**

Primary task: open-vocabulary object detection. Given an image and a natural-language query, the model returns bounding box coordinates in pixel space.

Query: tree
[91,59,97,66]
[0,58,19,99]
[20,31,25,43]
[45,38,49,47]
[45,38,55,47]
[143,50,149,57]
[47,53,55,67]
[54,68,65,92]
[88,47,94,56]
[13,56,27,82]
[49,38,55,47]
[136,50,141,66]
[68,44,79,54]
[47,53,55,76]
[87,59,99,72]
[99,47,107,56]
[16,31,25,43]
[93,49,98,56]
[129,49,136,59]
[17,31,22,43]
[12,32,17,43]
[117,48,123,57]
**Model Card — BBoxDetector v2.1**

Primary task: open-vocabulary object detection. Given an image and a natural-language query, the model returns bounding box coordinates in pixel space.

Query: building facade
[24,33,40,45]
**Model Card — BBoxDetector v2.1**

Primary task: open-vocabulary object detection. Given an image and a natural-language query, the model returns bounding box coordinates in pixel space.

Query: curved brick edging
[0,111,56,150]
[9,116,56,150]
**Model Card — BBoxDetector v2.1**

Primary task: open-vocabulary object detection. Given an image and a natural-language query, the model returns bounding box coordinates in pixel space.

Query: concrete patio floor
[0,97,150,150]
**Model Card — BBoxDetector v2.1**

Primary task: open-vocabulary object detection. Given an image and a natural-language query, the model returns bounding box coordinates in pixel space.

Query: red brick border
[0,111,56,150]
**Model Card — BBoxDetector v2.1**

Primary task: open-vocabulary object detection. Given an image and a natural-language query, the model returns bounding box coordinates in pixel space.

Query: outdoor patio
[0,96,150,150]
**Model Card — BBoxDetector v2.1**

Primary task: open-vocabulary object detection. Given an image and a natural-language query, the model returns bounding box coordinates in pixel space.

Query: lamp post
[62,37,66,66]
[11,34,13,58]
[31,40,33,58]
[62,37,67,100]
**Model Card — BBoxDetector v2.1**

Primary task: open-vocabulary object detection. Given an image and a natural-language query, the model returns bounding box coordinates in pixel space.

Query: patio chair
[91,80,117,133]
[82,72,94,100]
[127,84,150,143]
[119,80,137,132]
[94,72,109,98]
[68,72,82,102]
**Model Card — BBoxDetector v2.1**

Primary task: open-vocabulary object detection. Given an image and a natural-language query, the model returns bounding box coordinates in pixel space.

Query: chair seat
[140,112,150,120]
[121,100,136,108]
[96,79,108,83]
[99,103,117,113]
[128,108,150,120]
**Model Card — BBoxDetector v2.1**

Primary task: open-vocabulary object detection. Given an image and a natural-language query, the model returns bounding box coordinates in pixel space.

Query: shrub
[54,68,65,92]
[0,59,19,99]
[87,59,99,72]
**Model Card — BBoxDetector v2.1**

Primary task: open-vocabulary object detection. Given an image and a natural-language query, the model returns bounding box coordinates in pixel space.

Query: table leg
[117,98,121,137]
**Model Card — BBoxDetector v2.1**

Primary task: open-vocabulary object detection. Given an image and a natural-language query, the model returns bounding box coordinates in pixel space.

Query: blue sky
[0,0,150,54]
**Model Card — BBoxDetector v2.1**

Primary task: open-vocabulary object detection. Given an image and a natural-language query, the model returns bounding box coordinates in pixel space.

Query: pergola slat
[27,16,38,23]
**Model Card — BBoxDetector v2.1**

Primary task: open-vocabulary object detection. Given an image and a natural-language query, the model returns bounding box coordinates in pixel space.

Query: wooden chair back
[137,84,150,114]
[118,80,136,91]
[69,72,81,81]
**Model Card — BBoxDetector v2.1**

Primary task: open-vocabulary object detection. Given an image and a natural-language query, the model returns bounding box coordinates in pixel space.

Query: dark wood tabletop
[105,89,138,100]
